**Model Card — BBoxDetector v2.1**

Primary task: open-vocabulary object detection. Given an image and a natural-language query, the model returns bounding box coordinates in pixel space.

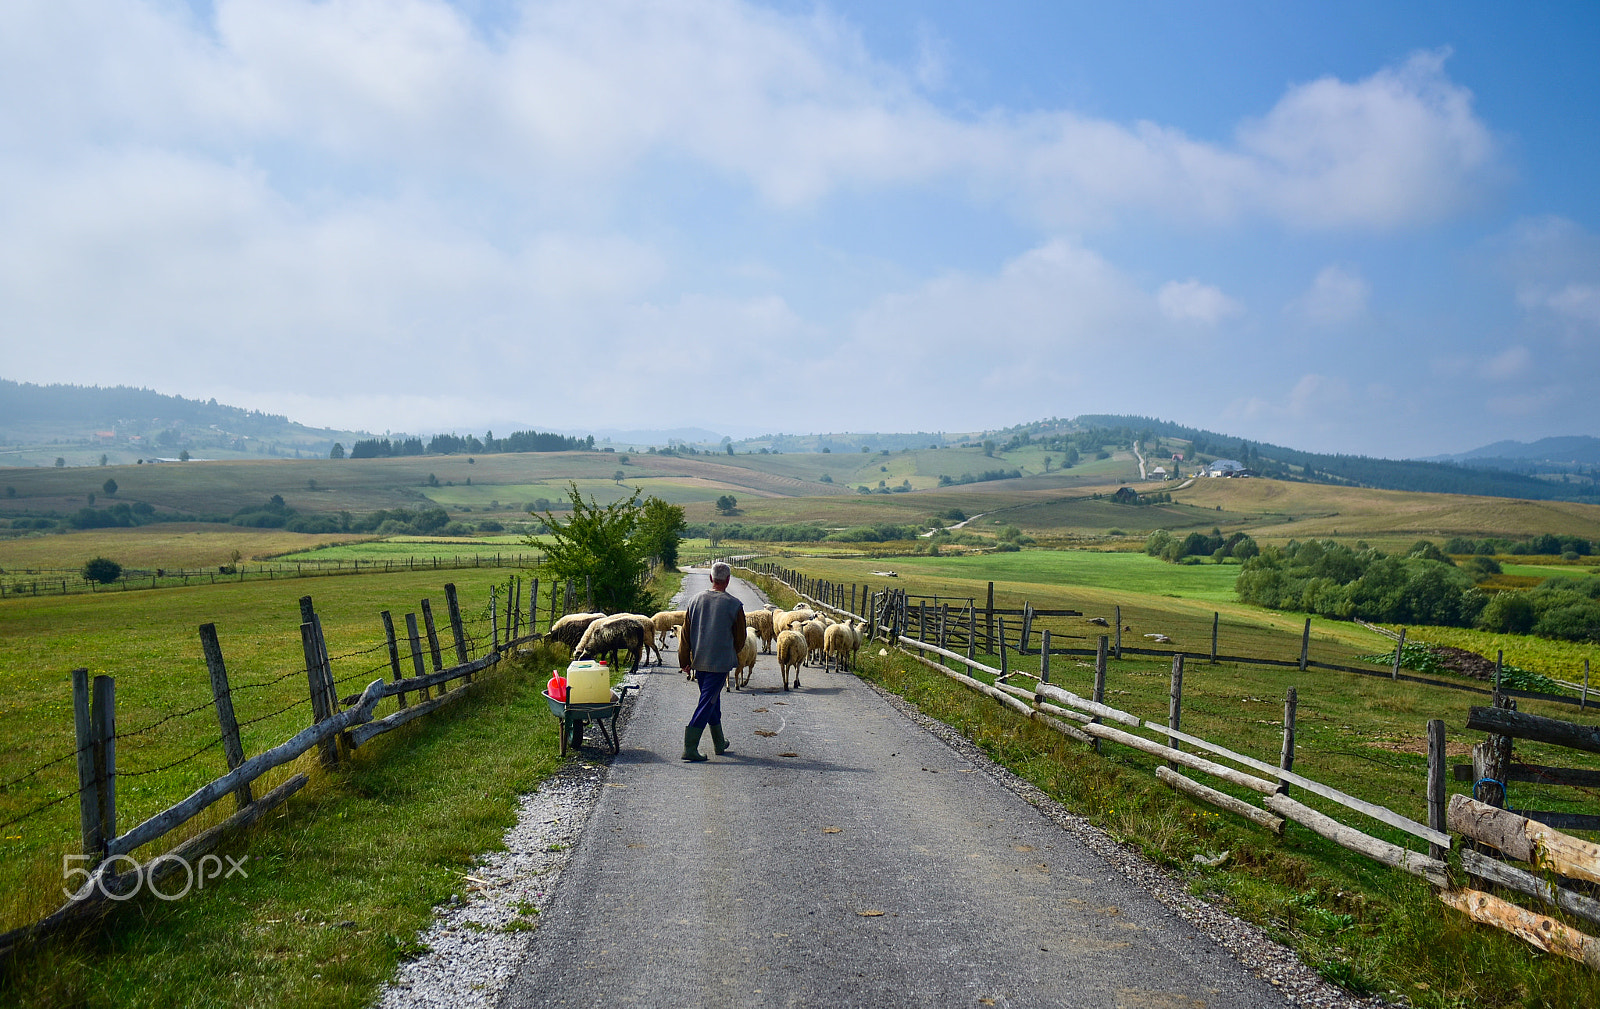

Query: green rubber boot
[682,725,708,762]
[709,723,730,755]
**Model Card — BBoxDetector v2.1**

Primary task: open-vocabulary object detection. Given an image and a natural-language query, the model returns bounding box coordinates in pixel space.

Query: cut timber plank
[1448,794,1600,886]
[1151,719,1449,849]
[1035,682,1142,728]
[1439,888,1600,969]
[1265,793,1449,887]
[1156,766,1283,834]
[1465,706,1600,755]
[1461,848,1600,927]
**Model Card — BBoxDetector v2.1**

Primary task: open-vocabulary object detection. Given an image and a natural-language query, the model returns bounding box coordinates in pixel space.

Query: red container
[546,675,568,702]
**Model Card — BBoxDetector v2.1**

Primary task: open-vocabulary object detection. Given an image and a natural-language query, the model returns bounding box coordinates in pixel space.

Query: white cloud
[1479,345,1531,381]
[1291,265,1370,327]
[1157,280,1243,326]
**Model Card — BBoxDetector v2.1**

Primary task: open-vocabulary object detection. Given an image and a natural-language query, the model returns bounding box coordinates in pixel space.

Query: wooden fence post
[1114,605,1122,660]
[199,623,253,809]
[1020,603,1034,654]
[1494,650,1504,706]
[1210,612,1218,663]
[529,577,539,636]
[966,600,976,661]
[489,586,499,650]
[985,582,995,655]
[300,622,338,768]
[381,611,408,708]
[919,600,928,643]
[1167,654,1184,769]
[939,604,949,653]
[421,599,446,693]
[998,617,1009,681]
[1041,629,1051,684]
[1472,695,1514,807]
[72,669,105,858]
[1392,628,1407,680]
[850,583,857,616]
[1584,659,1590,711]
[1278,687,1297,796]
[507,577,517,642]
[1093,636,1108,754]
[1299,618,1311,671]
[1427,718,1447,859]
[405,613,431,702]
[444,583,470,669]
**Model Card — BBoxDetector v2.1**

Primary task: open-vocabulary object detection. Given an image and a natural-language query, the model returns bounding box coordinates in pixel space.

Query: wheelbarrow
[544,682,639,755]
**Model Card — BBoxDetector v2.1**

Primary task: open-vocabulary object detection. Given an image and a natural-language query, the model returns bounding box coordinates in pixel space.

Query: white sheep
[822,622,853,672]
[651,609,686,649]
[548,612,607,651]
[746,607,777,653]
[773,607,815,636]
[727,628,759,692]
[775,629,806,691]
[801,618,826,666]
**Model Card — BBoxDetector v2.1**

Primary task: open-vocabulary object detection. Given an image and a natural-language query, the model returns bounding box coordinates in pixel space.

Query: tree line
[345,430,594,458]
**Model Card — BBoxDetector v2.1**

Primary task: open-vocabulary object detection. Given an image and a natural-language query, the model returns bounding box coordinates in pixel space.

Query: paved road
[500,571,1283,1008]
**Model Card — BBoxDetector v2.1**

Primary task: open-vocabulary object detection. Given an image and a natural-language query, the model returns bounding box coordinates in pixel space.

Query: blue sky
[2,1,1597,456]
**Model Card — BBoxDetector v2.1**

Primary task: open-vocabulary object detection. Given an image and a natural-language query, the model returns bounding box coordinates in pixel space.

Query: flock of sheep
[547,603,866,693]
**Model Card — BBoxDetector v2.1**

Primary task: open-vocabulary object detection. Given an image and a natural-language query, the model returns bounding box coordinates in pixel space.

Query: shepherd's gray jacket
[684,589,747,672]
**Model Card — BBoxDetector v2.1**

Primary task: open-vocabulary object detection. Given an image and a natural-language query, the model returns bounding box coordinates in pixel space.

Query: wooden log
[378,651,500,699]
[1168,653,1184,770]
[1153,719,1451,849]
[1438,887,1600,969]
[1035,680,1142,728]
[72,668,102,857]
[1461,848,1600,927]
[1510,810,1600,833]
[903,651,1092,744]
[1157,766,1283,834]
[350,679,477,747]
[1427,718,1446,859]
[1278,687,1297,797]
[1083,721,1278,794]
[1455,762,1600,789]
[91,675,116,849]
[1448,794,1600,885]
[992,678,1090,721]
[1265,793,1449,886]
[0,772,309,960]
[199,623,252,809]
[381,610,407,708]
[1466,705,1600,755]
[105,680,385,859]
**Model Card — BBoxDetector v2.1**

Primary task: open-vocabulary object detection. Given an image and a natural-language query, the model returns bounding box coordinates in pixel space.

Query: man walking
[679,561,747,761]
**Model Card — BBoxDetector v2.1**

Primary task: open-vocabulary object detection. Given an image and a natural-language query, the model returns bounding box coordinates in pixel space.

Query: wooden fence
[744,560,1600,969]
[0,565,626,960]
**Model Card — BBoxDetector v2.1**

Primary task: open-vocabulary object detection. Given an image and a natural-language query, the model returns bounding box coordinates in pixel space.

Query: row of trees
[1146,528,1259,563]
[344,430,594,459]
[1235,539,1487,629]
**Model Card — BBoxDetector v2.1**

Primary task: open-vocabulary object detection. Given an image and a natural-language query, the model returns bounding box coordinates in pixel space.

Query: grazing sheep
[822,622,853,672]
[727,628,759,691]
[548,612,607,651]
[573,613,647,673]
[775,629,806,690]
[1087,616,1110,627]
[746,607,776,653]
[801,619,826,666]
[651,609,686,648]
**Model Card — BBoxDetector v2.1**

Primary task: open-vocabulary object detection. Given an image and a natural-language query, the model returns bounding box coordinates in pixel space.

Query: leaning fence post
[72,668,104,858]
[1083,636,1104,753]
[90,674,116,854]
[1427,718,1447,860]
[199,623,253,809]
[1299,618,1311,671]
[381,611,408,708]
[301,622,338,768]
[1167,654,1184,769]
[489,586,499,651]
[1041,629,1051,684]
[405,613,431,702]
[1278,687,1297,796]
[1392,627,1406,680]
[421,599,446,692]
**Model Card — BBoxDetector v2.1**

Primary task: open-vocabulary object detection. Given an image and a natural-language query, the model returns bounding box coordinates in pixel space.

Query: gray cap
[711,561,732,583]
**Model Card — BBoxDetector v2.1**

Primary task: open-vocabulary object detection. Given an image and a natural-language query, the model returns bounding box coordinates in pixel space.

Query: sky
[2,1,1597,457]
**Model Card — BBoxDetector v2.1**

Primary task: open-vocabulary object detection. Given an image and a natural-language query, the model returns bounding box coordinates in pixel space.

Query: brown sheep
[573,613,646,673]
[775,629,806,691]
[548,612,607,652]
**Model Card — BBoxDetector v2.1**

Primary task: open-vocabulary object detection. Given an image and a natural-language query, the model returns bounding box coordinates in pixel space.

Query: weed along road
[500,570,1289,1008]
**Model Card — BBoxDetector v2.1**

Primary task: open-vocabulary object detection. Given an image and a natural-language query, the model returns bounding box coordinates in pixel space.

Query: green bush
[1476,592,1536,634]
[81,557,122,584]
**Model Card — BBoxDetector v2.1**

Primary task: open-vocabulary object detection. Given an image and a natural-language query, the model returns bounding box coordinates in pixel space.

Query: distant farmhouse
[1205,459,1249,477]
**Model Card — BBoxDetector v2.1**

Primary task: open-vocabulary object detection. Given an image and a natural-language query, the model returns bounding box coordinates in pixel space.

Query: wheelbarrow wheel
[568,719,586,751]
[558,716,568,757]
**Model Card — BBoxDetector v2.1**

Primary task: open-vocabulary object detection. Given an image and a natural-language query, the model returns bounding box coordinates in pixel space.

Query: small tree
[82,557,122,584]
[55,457,65,468]
[330,443,345,459]
[102,478,117,496]
[614,470,626,482]
[634,496,686,570]
[178,450,191,462]
[99,454,108,466]
[532,482,654,613]
[715,494,738,515]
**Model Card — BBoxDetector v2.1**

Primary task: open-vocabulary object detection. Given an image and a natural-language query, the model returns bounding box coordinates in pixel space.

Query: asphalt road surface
[500,570,1286,1008]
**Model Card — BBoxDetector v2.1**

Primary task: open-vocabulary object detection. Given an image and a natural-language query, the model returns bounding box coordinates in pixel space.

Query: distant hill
[1426,436,1600,466]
